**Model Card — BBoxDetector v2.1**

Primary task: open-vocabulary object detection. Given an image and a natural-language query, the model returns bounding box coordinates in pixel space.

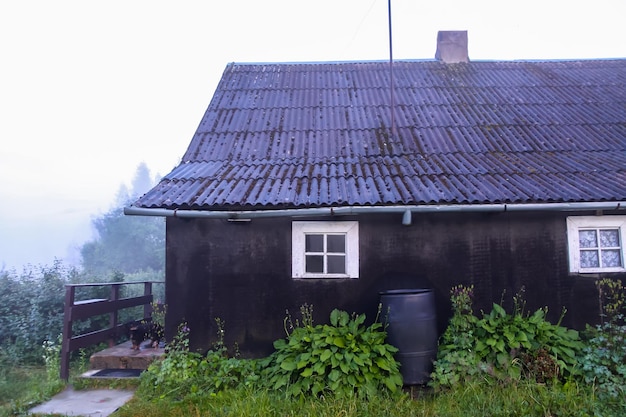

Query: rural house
[126,32,626,357]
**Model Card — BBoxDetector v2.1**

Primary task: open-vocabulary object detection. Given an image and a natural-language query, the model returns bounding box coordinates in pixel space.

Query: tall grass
[0,365,64,417]
[1,335,67,416]
[113,380,604,417]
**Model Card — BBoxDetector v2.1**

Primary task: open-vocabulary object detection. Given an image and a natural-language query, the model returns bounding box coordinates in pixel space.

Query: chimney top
[435,30,469,64]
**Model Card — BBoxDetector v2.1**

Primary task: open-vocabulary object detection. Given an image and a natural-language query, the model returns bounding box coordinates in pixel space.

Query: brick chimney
[435,30,469,63]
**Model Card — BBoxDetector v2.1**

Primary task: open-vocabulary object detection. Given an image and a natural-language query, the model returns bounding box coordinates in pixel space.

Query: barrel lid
[379,288,432,296]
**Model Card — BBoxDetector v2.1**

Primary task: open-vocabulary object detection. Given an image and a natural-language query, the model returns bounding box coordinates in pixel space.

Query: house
[126,32,626,357]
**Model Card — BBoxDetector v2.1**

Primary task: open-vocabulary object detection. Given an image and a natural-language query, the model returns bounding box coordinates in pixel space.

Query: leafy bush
[259,306,402,399]
[429,285,482,387]
[578,279,626,412]
[431,285,584,388]
[473,303,582,380]
[141,306,402,402]
[139,321,260,401]
[580,321,626,398]
[0,262,77,364]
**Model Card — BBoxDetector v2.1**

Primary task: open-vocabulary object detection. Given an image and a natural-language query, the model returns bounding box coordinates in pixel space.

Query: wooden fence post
[109,284,120,347]
[144,281,153,320]
[60,285,75,380]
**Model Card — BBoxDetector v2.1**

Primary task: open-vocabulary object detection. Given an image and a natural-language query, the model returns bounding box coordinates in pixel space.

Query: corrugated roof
[135,59,626,210]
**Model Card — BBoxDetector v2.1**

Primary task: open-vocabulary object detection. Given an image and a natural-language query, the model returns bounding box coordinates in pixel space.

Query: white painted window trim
[292,221,359,279]
[566,215,626,273]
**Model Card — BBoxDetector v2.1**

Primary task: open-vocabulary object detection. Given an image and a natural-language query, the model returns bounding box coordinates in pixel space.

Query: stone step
[90,340,165,371]
[81,368,143,379]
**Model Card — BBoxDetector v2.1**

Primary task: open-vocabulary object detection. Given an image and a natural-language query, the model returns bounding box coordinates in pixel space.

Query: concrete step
[90,340,165,371]
[81,368,143,379]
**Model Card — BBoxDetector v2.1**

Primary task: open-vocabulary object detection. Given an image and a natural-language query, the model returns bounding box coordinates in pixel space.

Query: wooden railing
[60,281,164,380]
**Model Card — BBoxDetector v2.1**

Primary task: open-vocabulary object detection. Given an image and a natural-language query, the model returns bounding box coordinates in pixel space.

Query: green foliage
[80,209,165,275]
[117,379,606,417]
[432,285,584,389]
[430,285,481,386]
[150,301,167,328]
[578,279,626,411]
[81,163,165,275]
[0,261,163,367]
[0,262,80,364]
[0,339,66,416]
[259,306,403,399]
[596,277,625,324]
[42,334,63,388]
[139,321,260,401]
[580,320,626,401]
[0,365,59,416]
[473,303,582,380]
[140,307,402,402]
[140,324,203,400]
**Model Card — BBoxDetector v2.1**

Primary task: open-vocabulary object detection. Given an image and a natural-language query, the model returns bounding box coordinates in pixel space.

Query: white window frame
[566,216,626,273]
[292,221,359,279]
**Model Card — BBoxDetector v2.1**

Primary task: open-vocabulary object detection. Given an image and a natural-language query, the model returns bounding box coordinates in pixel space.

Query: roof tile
[135,59,626,210]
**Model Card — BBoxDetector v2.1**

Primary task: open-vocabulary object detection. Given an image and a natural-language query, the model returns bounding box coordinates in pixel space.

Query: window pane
[305,234,324,252]
[305,255,324,273]
[327,235,345,253]
[602,250,622,267]
[579,230,598,248]
[327,255,346,274]
[580,250,599,268]
[599,229,620,247]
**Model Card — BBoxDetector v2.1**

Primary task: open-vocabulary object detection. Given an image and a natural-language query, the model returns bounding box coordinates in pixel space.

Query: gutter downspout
[124,201,625,220]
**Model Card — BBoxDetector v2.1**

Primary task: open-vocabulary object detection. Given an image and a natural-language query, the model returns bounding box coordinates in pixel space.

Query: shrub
[139,321,260,401]
[430,285,481,387]
[259,306,402,399]
[431,285,584,388]
[0,262,75,364]
[578,279,626,412]
[141,306,402,402]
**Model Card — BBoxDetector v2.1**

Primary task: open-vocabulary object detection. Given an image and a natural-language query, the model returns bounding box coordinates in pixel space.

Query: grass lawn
[1,365,622,417]
[0,365,64,417]
[111,380,606,417]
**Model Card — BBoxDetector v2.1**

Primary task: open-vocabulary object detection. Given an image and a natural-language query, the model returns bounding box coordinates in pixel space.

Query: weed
[138,320,259,401]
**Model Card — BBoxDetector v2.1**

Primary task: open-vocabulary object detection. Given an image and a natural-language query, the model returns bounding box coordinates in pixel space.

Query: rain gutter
[124,201,625,224]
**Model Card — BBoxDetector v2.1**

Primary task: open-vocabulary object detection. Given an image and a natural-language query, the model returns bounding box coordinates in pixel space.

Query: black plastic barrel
[379,289,437,385]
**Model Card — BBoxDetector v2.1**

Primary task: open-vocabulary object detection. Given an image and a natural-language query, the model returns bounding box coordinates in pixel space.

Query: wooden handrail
[60,281,164,380]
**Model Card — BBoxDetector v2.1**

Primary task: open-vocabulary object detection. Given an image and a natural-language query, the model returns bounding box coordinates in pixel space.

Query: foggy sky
[1,0,624,270]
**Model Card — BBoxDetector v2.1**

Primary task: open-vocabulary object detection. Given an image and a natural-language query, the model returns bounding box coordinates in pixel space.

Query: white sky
[1,0,624,270]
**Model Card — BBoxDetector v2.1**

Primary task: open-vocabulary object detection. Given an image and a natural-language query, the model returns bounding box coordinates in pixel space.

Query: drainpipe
[124,201,625,221]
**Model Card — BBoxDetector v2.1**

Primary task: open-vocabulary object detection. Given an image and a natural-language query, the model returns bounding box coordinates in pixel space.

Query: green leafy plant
[139,319,259,401]
[41,334,65,395]
[430,285,481,387]
[432,285,584,389]
[579,279,626,411]
[596,278,625,325]
[474,303,582,380]
[150,301,167,329]
[259,306,402,399]
[140,322,203,399]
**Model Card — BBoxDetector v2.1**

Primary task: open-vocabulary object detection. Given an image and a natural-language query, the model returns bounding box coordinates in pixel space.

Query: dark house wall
[164,210,623,357]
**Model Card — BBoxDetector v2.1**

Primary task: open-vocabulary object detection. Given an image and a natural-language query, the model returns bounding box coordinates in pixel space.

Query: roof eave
[124,201,626,220]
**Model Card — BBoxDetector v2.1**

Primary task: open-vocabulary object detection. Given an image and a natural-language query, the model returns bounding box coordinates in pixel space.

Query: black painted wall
[164,210,623,357]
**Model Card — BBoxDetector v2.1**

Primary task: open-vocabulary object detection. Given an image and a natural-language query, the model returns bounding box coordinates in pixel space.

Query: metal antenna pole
[388,0,396,138]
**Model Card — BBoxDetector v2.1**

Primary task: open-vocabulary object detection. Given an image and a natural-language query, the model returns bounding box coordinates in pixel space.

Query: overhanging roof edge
[124,201,626,219]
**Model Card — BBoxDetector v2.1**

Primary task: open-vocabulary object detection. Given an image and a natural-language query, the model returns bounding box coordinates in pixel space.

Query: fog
[1,0,624,271]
